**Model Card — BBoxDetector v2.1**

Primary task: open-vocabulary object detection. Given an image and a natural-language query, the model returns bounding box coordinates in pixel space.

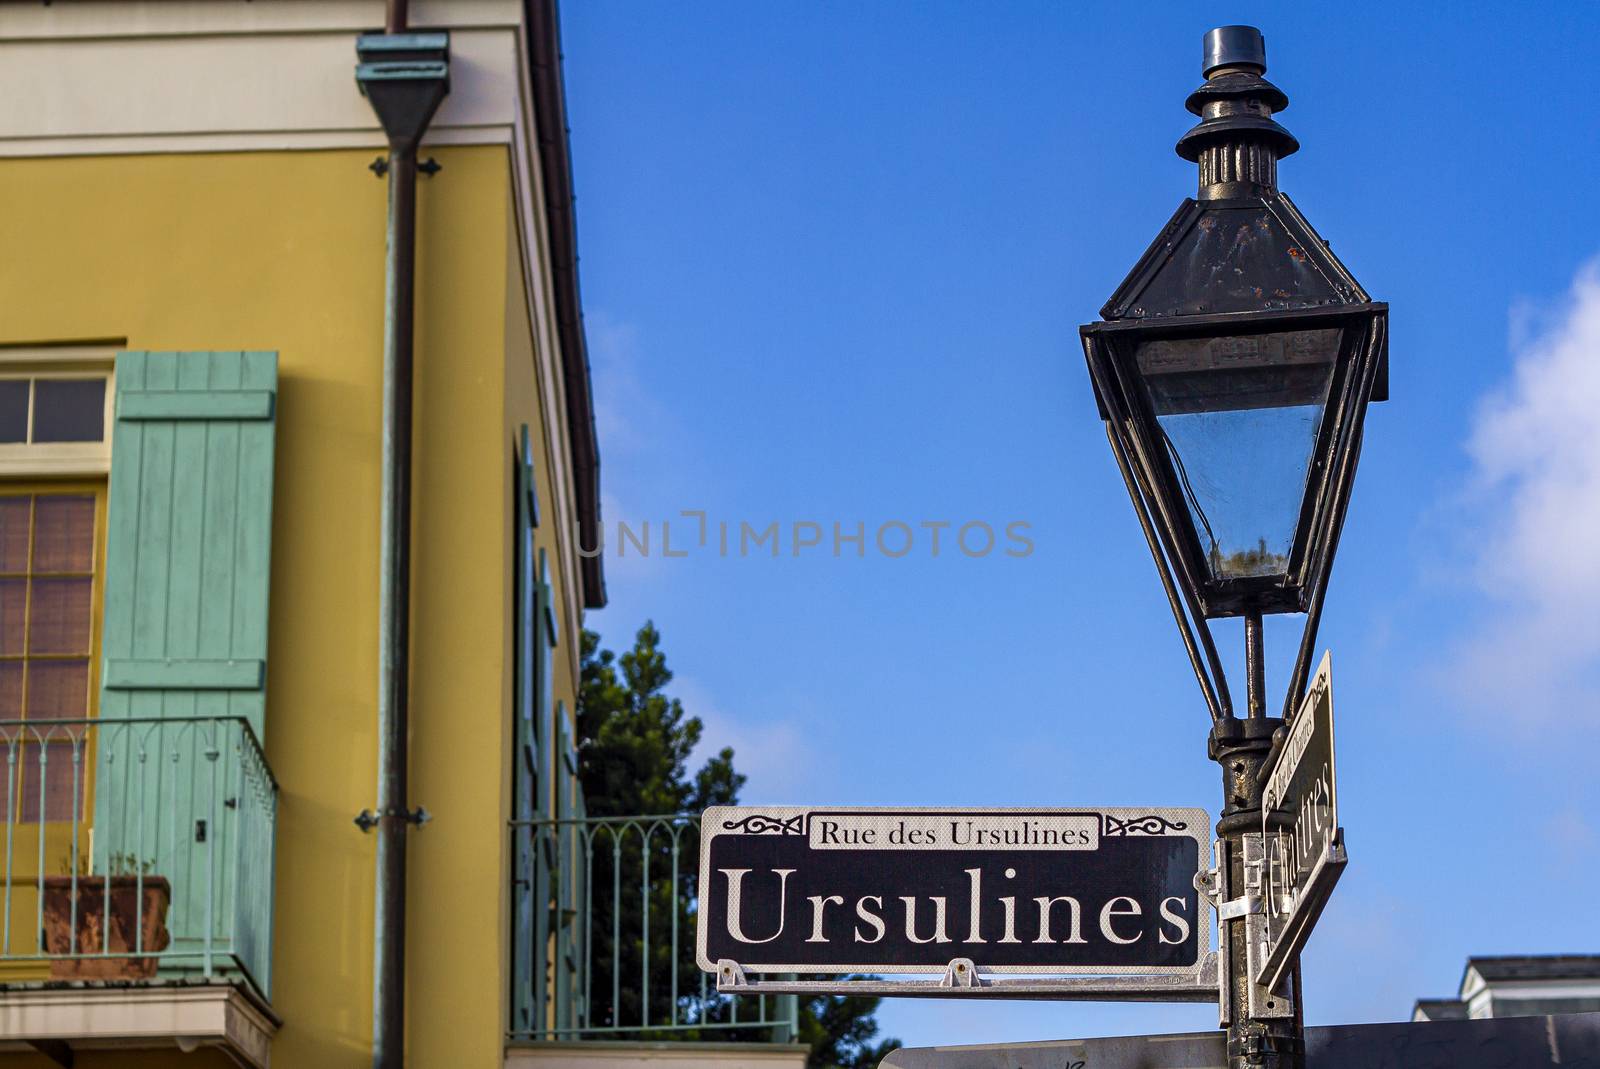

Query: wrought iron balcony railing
[510,814,798,1043]
[0,716,276,998]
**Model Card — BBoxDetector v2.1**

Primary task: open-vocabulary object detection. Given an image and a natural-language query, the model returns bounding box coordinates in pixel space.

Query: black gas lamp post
[1080,26,1387,1069]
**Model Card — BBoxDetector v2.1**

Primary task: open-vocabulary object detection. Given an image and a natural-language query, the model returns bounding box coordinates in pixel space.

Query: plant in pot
[43,852,172,979]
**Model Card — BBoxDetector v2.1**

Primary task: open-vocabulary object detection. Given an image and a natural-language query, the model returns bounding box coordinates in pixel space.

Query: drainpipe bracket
[354,806,431,833]
[369,156,443,178]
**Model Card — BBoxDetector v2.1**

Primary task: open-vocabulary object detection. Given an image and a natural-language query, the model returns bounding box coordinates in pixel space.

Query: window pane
[0,579,25,656]
[26,577,92,655]
[26,661,89,718]
[0,498,30,572]
[1154,404,1326,578]
[0,662,21,718]
[0,739,14,823]
[31,497,95,573]
[0,668,16,817]
[1137,330,1339,581]
[0,382,26,444]
[31,379,106,444]
[20,740,85,823]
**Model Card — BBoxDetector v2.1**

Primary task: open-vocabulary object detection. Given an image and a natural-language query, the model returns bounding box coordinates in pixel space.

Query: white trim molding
[506,1041,812,1069]
[0,982,279,1068]
[0,19,519,157]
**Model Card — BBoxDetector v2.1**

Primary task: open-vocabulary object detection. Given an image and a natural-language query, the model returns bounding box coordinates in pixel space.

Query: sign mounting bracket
[713,952,1221,1002]
[1241,833,1294,1020]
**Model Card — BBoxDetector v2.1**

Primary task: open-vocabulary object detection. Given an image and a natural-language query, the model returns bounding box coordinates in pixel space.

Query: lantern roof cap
[1100,194,1368,321]
[1092,193,1388,406]
[1203,25,1266,78]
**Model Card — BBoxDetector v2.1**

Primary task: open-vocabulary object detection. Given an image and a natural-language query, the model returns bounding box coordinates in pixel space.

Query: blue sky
[559,1,1600,1048]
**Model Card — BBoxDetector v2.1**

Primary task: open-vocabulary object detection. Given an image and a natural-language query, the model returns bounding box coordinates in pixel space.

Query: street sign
[879,1011,1600,1069]
[697,805,1210,981]
[1257,652,1346,991]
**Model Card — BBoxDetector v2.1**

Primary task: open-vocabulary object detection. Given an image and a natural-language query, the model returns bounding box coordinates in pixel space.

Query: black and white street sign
[1258,653,1347,991]
[697,806,1210,979]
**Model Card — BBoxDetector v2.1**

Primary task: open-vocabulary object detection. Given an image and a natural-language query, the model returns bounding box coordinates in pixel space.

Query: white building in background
[1413,955,1600,1022]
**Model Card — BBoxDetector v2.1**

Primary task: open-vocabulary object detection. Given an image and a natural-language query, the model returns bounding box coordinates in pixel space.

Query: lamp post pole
[1212,686,1300,1069]
[1182,23,1314,1069]
[1193,27,1305,1069]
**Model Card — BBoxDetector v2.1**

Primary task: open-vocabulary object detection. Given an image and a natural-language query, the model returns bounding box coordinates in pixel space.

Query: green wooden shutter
[510,425,570,1036]
[93,351,278,976]
[532,545,560,1032]
[100,350,278,736]
[552,707,570,1030]
[511,424,545,1034]
[552,701,585,1030]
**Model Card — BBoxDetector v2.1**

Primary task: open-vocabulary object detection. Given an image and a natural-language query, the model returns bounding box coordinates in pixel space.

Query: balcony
[0,716,278,1067]
[508,815,807,1069]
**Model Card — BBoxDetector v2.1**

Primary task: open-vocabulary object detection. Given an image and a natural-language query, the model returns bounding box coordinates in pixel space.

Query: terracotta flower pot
[41,875,172,979]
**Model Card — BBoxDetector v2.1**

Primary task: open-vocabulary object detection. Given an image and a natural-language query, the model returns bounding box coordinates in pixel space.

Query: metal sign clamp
[941,958,980,989]
[1209,838,1232,1026]
[717,959,752,989]
[1217,834,1265,921]
[1217,895,1262,922]
[1193,845,1222,910]
[1240,834,1293,1021]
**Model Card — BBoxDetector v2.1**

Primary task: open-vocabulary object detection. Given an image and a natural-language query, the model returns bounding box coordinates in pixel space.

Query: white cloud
[1543,807,1597,877]
[1450,259,1600,718]
[673,675,819,803]
[585,315,704,584]
[588,315,646,452]
[1298,886,1423,1024]
[594,488,666,585]
[588,313,679,460]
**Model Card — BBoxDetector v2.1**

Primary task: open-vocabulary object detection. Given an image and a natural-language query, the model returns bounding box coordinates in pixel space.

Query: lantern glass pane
[1135,328,1340,580]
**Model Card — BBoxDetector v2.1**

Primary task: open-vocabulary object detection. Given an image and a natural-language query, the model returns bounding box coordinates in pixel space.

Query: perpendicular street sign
[1257,652,1346,992]
[697,805,1214,998]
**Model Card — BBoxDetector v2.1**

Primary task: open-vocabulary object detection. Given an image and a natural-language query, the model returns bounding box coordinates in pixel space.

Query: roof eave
[526,0,606,610]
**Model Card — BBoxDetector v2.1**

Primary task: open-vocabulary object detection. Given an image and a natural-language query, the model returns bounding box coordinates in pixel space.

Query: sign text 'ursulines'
[697,807,1209,975]
[1259,652,1346,991]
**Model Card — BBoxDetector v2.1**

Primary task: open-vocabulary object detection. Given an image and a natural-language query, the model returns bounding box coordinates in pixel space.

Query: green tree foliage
[576,623,898,1068]
[797,991,901,1069]
[576,622,743,819]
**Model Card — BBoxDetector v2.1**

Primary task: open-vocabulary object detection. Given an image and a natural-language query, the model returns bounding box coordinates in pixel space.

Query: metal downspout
[355,23,450,1069]
[374,136,416,1069]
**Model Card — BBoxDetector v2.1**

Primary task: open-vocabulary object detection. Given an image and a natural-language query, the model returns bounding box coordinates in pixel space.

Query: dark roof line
[526,0,605,609]
[1461,954,1600,990]
[1412,998,1467,1020]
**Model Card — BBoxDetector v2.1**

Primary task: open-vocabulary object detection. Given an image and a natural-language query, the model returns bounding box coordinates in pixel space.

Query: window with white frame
[0,348,115,475]
[0,347,113,824]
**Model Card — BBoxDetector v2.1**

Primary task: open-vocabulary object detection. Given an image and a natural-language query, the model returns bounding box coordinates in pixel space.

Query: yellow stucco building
[0,2,626,1065]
